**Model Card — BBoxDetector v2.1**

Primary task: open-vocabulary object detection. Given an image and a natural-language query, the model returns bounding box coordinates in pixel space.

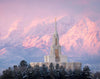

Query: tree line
[0,60,97,79]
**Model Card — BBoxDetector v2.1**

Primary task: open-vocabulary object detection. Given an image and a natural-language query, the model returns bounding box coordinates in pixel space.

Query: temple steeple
[44,18,67,63]
[55,18,57,34]
[53,18,59,46]
[50,18,60,62]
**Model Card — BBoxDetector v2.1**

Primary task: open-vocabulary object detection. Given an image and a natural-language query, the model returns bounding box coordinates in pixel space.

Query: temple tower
[50,18,61,62]
[44,18,67,63]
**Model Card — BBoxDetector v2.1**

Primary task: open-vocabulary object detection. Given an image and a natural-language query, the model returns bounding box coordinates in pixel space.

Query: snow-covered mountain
[0,16,100,72]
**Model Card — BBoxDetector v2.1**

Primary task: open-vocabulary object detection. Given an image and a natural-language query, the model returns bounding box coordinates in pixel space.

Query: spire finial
[55,17,57,33]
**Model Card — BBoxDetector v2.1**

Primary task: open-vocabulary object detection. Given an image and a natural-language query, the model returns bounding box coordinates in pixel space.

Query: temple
[30,18,81,71]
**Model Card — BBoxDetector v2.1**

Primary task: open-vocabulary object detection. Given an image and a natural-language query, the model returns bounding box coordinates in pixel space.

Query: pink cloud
[0,48,6,56]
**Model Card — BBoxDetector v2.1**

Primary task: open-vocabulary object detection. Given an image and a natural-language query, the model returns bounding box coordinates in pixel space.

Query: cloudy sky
[0,0,100,72]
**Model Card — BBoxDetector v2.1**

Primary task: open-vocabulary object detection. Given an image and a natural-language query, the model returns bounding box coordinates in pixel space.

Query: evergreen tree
[19,60,28,67]
[82,66,91,79]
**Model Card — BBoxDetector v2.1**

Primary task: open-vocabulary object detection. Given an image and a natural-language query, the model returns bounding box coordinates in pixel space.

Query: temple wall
[30,62,81,71]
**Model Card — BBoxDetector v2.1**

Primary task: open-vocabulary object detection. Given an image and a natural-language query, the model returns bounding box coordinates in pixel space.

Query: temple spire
[55,18,58,34]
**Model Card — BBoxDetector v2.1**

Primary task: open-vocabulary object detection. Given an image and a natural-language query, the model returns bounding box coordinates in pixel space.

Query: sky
[0,0,100,72]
